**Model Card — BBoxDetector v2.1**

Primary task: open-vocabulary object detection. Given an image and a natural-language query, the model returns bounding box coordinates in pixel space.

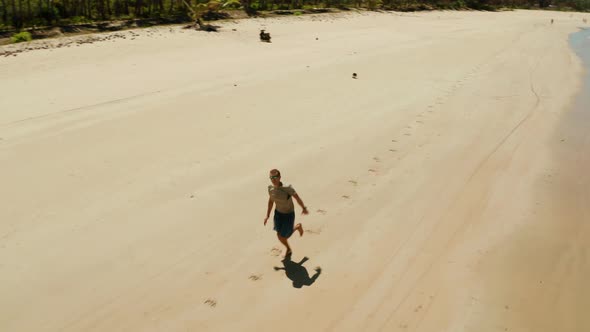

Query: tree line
[1,0,589,29]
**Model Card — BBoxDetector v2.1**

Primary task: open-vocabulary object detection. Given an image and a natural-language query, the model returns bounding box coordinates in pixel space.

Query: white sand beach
[1,9,589,332]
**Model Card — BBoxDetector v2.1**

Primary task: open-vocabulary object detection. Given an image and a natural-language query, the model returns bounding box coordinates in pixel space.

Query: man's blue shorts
[273,210,295,238]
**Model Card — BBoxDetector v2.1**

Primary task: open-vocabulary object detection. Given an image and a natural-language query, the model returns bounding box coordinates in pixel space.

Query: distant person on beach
[264,169,308,256]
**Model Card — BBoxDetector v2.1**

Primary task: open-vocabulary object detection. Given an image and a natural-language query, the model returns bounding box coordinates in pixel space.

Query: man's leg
[294,223,303,237]
[277,232,292,255]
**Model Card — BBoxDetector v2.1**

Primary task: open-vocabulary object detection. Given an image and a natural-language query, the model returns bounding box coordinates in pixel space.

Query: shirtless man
[264,169,308,256]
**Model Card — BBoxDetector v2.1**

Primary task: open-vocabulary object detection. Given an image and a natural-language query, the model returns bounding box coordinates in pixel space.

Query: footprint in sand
[342,195,351,199]
[373,157,381,162]
[249,274,262,281]
[389,149,397,152]
[204,298,217,307]
[348,180,358,186]
[316,209,327,215]
[270,247,281,256]
[305,228,322,235]
[368,169,378,173]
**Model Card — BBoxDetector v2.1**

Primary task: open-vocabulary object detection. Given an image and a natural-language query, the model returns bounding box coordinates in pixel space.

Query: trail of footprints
[341,62,486,204]
[206,62,487,304]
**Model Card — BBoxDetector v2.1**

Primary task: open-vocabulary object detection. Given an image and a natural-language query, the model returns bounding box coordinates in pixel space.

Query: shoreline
[0,8,350,50]
[0,9,360,57]
[0,8,585,57]
[467,28,588,331]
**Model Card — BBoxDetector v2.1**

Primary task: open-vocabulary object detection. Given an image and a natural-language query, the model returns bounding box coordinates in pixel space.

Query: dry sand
[1,9,589,332]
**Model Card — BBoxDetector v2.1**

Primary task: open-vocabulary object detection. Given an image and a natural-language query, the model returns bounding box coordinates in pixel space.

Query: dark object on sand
[260,30,271,42]
[352,73,357,79]
[194,18,218,32]
[273,255,321,289]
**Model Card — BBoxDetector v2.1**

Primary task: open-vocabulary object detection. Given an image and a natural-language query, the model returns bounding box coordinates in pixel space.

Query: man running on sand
[264,169,308,256]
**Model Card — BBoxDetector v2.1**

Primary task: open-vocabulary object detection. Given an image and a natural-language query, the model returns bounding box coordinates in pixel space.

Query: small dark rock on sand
[260,30,271,42]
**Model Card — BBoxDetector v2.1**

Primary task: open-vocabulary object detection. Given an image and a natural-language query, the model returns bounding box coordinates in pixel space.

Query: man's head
[269,169,281,185]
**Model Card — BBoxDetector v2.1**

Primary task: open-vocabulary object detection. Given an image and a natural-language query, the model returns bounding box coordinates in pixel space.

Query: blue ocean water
[569,28,590,113]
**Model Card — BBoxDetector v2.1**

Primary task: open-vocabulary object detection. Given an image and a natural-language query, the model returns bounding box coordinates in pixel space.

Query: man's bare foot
[295,223,304,237]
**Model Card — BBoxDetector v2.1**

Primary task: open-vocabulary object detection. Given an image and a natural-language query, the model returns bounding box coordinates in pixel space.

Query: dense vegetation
[1,0,589,30]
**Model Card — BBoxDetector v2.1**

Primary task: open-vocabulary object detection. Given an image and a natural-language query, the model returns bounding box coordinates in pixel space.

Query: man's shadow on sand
[274,254,322,288]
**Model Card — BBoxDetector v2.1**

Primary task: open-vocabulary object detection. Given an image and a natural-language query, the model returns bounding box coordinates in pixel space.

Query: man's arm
[293,193,308,215]
[264,198,274,225]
